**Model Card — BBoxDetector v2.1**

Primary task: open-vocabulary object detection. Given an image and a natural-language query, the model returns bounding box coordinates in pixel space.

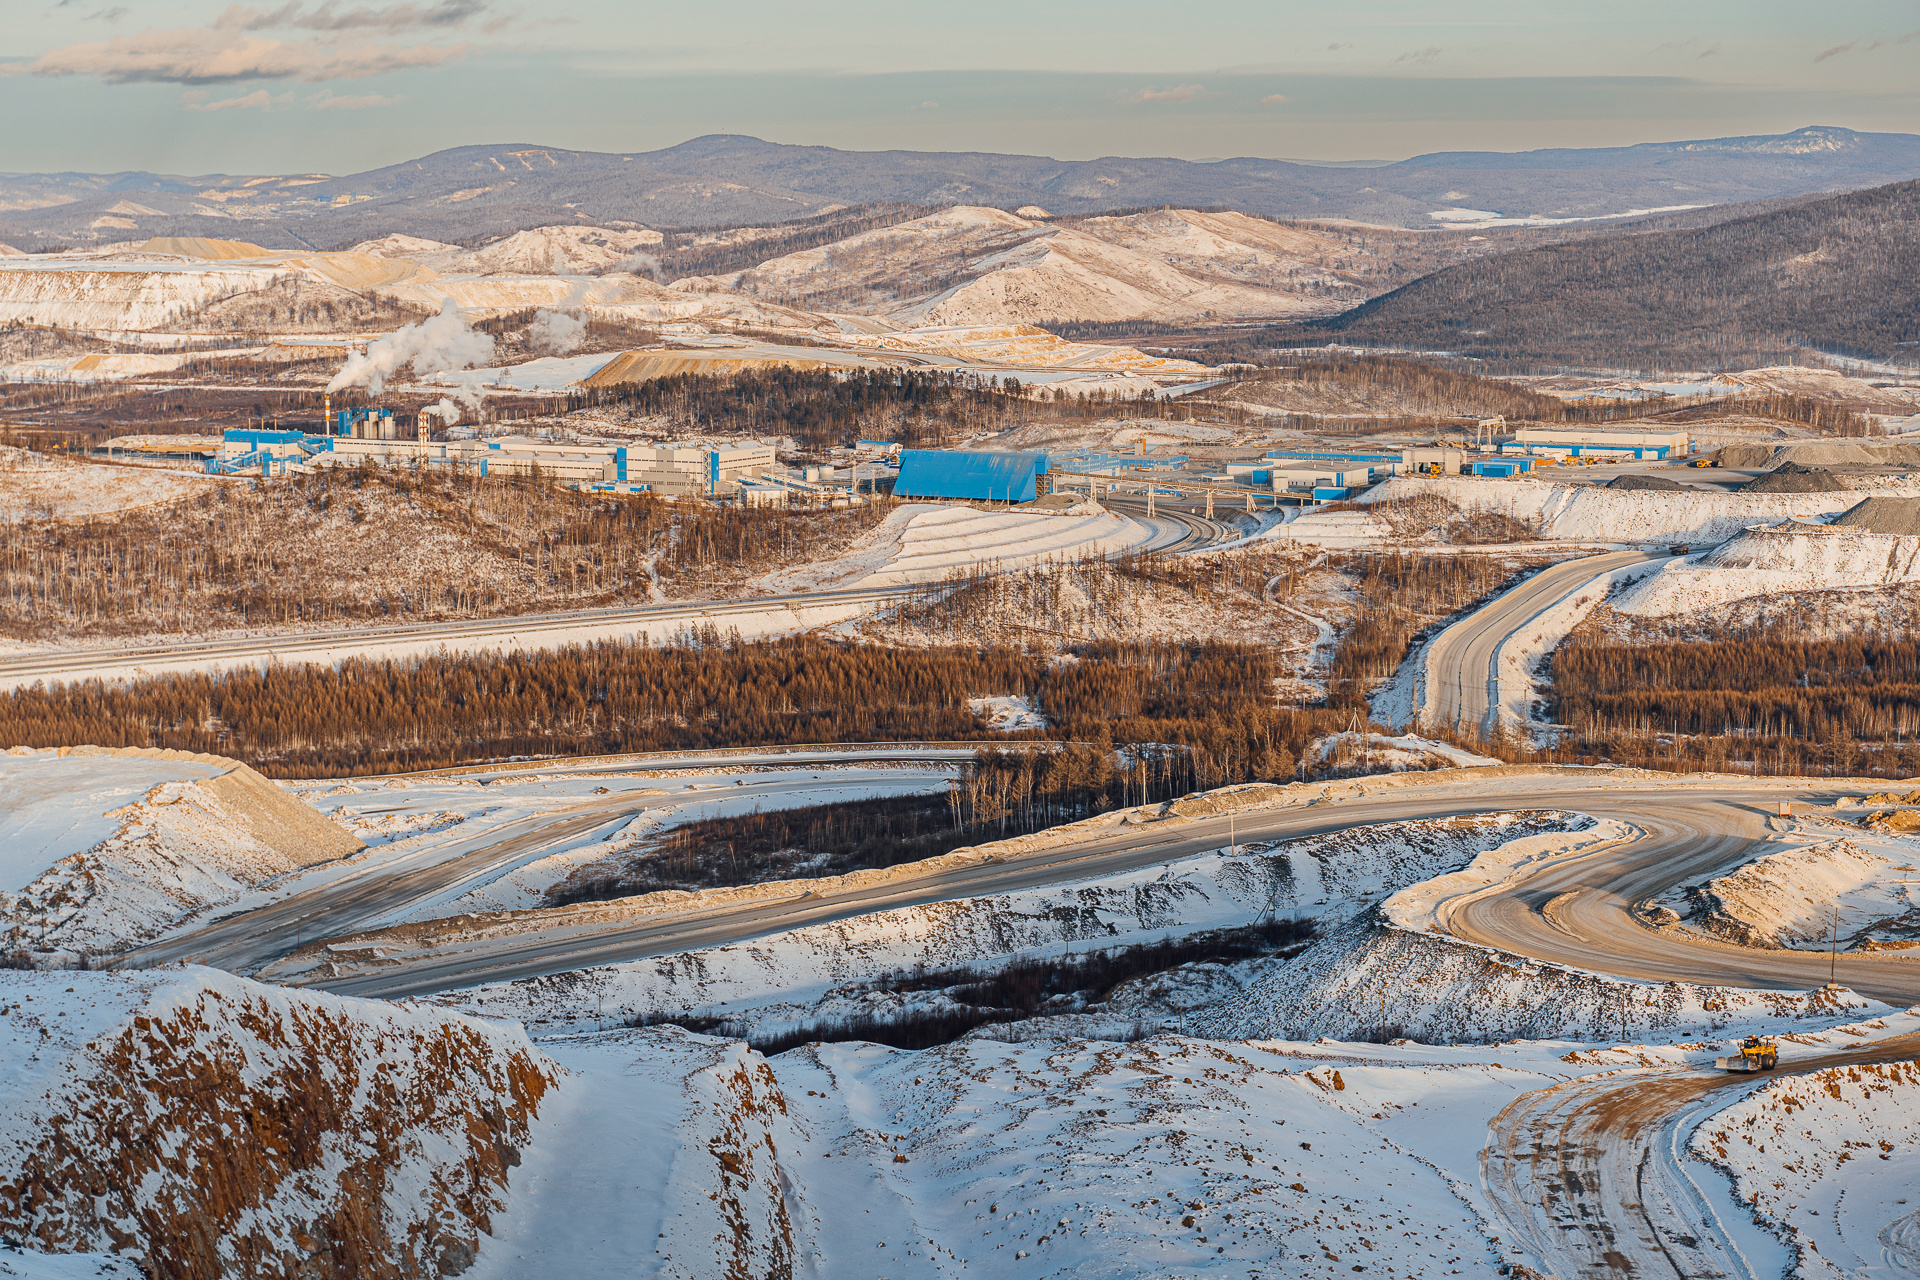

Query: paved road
[1419,550,1660,736]
[0,506,1214,688]
[149,772,1920,1002]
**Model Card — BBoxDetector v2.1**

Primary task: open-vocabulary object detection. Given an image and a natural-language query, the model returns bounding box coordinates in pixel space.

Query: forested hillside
[1301,180,1920,369]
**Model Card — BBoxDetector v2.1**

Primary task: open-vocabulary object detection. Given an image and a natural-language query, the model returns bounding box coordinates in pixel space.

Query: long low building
[1510,427,1691,460]
[210,428,776,496]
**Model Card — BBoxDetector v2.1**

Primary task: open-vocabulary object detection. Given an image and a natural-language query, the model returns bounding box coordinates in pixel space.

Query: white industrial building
[1508,427,1691,460]
[211,428,777,497]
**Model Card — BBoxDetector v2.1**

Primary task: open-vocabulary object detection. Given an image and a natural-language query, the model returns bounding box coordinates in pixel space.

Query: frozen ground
[759,502,1156,594]
[1282,476,1920,551]
[1618,521,1920,616]
[0,449,213,521]
[1695,1056,1920,1277]
[0,749,226,891]
[968,694,1048,731]
[283,756,960,923]
[0,747,357,961]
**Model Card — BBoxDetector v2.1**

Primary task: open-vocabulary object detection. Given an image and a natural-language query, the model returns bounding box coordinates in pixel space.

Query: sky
[1,1,1916,176]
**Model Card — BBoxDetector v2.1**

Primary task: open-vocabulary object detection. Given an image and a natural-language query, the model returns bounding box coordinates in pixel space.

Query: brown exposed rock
[0,971,553,1279]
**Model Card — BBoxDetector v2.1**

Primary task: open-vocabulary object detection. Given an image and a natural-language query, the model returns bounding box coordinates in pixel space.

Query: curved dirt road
[1483,1035,1920,1279]
[163,769,1920,1003]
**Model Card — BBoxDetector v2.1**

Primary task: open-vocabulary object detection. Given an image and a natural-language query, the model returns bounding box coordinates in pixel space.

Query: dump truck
[1716,1035,1778,1072]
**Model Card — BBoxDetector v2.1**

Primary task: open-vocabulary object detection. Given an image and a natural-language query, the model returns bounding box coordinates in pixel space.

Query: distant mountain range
[3,126,1918,250]
[1299,179,1920,369]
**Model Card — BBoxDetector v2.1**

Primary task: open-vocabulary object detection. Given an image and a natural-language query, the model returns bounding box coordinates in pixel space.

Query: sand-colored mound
[1831,495,1920,535]
[580,349,836,386]
[136,236,274,260]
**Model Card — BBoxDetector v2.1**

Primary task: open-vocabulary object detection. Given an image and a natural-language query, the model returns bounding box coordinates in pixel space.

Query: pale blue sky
[3,1,1915,174]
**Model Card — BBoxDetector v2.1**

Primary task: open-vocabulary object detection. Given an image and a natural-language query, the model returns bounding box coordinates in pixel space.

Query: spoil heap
[1742,462,1845,494]
[1604,474,1688,492]
[1830,495,1920,535]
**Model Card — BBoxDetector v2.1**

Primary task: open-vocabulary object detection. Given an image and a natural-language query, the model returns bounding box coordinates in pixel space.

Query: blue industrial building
[894,450,1050,503]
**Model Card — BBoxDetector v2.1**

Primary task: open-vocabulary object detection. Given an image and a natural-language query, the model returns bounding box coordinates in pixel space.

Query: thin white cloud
[179,87,291,110]
[213,2,486,31]
[308,89,404,108]
[2,28,471,84]
[1132,83,1203,104]
[1260,93,1288,105]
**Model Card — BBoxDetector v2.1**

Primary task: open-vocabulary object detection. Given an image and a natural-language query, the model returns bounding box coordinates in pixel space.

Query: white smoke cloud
[326,295,493,396]
[527,277,589,354]
[422,396,461,425]
[611,250,664,281]
[529,309,585,354]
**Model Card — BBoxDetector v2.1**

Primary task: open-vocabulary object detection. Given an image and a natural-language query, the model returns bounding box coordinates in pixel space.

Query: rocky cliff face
[0,968,553,1279]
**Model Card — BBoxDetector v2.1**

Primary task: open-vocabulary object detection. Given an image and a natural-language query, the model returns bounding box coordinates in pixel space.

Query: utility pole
[1829,903,1841,987]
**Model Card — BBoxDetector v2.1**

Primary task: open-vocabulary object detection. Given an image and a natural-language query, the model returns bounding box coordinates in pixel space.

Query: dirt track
[1483,1036,1920,1278]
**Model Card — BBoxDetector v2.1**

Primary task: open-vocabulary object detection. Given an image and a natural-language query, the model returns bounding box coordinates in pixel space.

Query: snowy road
[1418,550,1662,736]
[1483,1034,1920,1279]
[133,769,1920,1003]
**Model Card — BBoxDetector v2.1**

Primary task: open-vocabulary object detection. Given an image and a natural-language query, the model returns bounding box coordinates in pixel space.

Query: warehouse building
[894,449,1050,503]
[210,428,776,496]
[1509,427,1691,460]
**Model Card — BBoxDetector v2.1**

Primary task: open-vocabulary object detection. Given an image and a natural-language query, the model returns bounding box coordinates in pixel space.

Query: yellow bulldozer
[1716,1035,1779,1072]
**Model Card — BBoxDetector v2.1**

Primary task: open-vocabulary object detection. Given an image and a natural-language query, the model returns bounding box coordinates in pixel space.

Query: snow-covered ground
[0,747,359,961]
[284,756,960,922]
[1694,1057,1920,1277]
[0,448,213,521]
[1618,521,1920,616]
[968,694,1048,731]
[1650,817,1920,951]
[0,965,551,1280]
[1291,476,1917,549]
[759,502,1156,593]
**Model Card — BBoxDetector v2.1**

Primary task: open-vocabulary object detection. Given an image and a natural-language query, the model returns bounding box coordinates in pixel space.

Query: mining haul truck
[1716,1036,1779,1072]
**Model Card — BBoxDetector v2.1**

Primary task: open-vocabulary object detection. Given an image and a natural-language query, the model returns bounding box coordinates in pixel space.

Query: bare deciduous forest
[0,634,1351,780]
[1549,633,1920,776]
[0,467,895,638]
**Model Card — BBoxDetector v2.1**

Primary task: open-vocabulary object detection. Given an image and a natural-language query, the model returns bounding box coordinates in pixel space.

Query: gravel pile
[1830,496,1920,535]
[1604,474,1688,492]
[1741,462,1845,494]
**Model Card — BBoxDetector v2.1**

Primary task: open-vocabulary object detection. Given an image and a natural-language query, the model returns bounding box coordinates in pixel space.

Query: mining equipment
[1715,1035,1778,1072]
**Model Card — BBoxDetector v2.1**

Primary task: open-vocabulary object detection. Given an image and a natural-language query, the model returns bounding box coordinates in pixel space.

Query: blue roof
[895,450,1049,502]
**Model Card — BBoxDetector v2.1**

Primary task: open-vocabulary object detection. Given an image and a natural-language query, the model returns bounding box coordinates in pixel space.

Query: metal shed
[894,450,1050,503]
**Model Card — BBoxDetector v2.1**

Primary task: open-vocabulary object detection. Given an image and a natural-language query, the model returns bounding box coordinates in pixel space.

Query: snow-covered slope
[0,747,361,963]
[1616,521,1920,616]
[355,225,663,276]
[0,446,214,519]
[0,966,552,1279]
[1357,476,1890,546]
[758,502,1157,594]
[678,205,1364,325]
[1693,1058,1920,1278]
[1652,824,1920,951]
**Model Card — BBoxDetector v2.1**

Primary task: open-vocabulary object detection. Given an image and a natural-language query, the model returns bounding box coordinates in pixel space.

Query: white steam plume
[611,250,664,281]
[326,295,494,396]
[422,396,461,425]
[528,277,590,354]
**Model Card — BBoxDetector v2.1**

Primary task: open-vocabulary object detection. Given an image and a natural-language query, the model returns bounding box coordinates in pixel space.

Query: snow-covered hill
[1616,520,1920,615]
[354,225,663,276]
[677,205,1365,325]
[0,966,552,1279]
[0,746,361,964]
